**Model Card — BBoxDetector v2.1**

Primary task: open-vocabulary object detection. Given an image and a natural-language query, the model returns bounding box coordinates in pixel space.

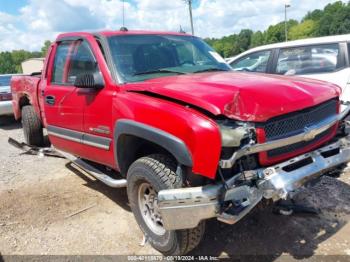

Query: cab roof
[56,30,190,41]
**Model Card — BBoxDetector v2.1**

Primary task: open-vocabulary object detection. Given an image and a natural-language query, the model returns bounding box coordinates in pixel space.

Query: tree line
[0,40,51,74]
[205,1,350,57]
[1,1,350,73]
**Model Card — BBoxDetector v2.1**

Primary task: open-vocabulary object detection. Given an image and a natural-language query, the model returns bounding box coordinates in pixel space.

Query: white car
[227,34,350,103]
[0,74,17,116]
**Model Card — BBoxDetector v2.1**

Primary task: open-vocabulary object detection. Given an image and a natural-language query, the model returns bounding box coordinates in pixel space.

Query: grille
[267,128,332,157]
[264,99,337,141]
[263,99,337,159]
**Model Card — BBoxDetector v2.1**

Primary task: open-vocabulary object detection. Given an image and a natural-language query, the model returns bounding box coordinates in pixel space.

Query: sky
[0,0,346,52]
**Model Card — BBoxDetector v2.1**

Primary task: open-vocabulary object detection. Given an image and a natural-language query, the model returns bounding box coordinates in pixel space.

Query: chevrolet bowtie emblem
[303,127,318,141]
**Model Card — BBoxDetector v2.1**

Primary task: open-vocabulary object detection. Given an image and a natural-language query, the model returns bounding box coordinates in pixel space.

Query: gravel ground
[1,115,350,260]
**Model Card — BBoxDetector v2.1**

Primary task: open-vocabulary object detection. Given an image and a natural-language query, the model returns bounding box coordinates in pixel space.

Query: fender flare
[114,119,193,170]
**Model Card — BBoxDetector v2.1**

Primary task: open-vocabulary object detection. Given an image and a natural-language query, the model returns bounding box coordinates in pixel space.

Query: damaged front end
[158,102,350,231]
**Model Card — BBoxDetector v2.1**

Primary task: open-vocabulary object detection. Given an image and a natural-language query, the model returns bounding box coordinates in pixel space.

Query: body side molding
[47,125,111,150]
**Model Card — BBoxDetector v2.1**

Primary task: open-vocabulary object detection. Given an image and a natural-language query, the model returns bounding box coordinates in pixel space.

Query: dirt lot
[1,115,350,260]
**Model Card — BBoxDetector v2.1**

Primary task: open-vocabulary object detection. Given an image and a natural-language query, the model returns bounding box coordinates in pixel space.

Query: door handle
[45,95,56,105]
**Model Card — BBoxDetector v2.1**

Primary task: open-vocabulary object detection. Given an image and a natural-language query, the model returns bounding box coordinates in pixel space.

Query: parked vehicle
[11,29,350,255]
[0,74,17,116]
[228,34,350,103]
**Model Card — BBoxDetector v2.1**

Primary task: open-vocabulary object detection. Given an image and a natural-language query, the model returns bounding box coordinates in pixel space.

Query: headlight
[218,121,255,147]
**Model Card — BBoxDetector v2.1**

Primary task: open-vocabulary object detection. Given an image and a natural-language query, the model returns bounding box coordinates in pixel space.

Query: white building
[21,58,45,75]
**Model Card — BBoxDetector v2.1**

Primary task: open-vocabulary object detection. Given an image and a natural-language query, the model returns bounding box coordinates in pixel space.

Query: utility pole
[183,0,194,35]
[284,4,291,42]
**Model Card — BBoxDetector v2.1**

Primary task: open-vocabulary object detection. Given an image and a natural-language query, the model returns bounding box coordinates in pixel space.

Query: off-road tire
[127,154,205,255]
[21,105,44,146]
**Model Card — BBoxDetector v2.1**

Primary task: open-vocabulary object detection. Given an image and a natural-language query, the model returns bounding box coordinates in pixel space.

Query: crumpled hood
[124,72,340,122]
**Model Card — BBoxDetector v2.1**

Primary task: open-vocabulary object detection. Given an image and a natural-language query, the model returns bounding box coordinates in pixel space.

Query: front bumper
[158,134,350,230]
[0,101,13,116]
[219,102,350,169]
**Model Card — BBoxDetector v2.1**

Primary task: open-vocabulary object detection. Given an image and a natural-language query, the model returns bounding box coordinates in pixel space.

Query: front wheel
[127,154,205,255]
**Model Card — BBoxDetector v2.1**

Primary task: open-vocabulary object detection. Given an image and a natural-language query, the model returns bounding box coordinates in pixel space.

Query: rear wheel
[21,105,44,146]
[127,154,205,255]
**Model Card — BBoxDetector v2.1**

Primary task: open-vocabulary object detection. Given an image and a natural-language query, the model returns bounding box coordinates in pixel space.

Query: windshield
[0,76,12,87]
[107,34,231,82]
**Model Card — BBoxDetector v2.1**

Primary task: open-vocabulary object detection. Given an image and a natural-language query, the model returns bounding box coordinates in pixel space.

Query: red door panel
[44,40,86,156]
[82,88,115,168]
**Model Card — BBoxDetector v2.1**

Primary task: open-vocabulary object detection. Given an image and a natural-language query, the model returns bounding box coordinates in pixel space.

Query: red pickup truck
[11,29,350,255]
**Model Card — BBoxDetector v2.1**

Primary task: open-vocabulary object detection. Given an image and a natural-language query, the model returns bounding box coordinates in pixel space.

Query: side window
[51,40,99,85]
[67,41,98,84]
[276,44,340,75]
[52,42,72,84]
[230,50,271,73]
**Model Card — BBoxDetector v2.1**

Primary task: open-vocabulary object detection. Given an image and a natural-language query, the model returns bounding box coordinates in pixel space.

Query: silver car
[0,74,15,116]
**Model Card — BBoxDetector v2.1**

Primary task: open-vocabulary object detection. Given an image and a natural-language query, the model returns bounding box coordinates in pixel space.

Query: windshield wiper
[133,69,186,76]
[193,68,230,73]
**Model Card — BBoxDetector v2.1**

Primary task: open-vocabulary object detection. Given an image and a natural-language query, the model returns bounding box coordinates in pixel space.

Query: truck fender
[114,119,193,173]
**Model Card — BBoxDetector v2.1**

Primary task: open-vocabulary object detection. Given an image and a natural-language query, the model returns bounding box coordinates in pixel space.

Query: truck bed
[11,75,41,120]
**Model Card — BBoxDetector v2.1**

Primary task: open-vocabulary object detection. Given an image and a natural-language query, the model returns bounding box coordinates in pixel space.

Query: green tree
[303,9,323,22]
[211,41,225,57]
[0,40,48,74]
[315,1,349,36]
[265,20,298,44]
[11,50,35,73]
[328,4,350,35]
[289,19,317,40]
[0,52,16,74]
[250,31,265,48]
[41,40,52,57]
[205,0,350,57]
[236,29,253,52]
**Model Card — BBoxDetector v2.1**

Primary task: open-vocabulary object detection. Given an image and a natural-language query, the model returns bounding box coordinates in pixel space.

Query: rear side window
[230,50,271,73]
[51,40,99,85]
[276,44,340,75]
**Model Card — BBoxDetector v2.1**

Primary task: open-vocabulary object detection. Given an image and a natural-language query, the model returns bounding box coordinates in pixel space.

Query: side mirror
[74,72,104,89]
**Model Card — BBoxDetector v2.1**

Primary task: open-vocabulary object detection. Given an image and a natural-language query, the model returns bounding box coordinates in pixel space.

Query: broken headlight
[217,120,256,148]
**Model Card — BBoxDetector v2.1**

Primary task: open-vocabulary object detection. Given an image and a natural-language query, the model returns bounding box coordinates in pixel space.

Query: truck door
[44,40,87,156]
[80,39,115,168]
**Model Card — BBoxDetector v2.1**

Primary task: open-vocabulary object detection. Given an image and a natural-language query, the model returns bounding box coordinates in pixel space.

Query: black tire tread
[128,154,205,255]
[21,105,44,146]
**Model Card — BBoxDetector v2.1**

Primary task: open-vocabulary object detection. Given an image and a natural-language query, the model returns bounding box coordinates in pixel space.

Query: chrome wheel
[138,182,166,236]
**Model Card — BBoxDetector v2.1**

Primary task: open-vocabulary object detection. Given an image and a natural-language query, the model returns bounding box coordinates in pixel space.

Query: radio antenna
[122,0,125,27]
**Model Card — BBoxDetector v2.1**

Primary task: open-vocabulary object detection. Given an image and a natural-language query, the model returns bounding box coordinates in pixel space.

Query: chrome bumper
[158,135,350,230]
[257,135,350,200]
[0,101,13,116]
